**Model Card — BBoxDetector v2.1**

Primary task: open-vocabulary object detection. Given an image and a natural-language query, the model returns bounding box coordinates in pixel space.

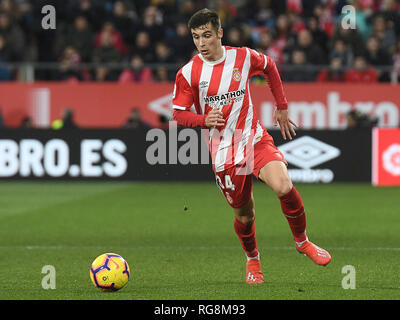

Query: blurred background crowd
[0,0,399,83]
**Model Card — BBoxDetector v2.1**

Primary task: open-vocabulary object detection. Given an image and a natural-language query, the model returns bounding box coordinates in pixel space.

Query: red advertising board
[0,83,399,129]
[372,128,400,186]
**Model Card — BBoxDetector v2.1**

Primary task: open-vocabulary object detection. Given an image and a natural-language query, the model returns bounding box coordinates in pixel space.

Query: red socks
[233,218,259,258]
[279,186,307,243]
[234,186,307,257]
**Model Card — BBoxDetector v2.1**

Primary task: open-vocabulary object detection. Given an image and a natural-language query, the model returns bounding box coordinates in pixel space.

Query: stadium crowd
[0,0,399,82]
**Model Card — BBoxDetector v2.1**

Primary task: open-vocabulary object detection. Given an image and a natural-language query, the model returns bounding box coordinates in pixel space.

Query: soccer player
[172,9,331,284]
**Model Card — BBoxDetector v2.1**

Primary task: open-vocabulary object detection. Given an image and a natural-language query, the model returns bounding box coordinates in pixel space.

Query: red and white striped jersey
[172,45,286,172]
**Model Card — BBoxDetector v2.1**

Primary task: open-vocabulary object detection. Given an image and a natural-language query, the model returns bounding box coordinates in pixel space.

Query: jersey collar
[198,46,226,66]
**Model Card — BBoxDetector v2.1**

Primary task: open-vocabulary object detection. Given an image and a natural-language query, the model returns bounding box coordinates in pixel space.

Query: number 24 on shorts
[216,175,236,191]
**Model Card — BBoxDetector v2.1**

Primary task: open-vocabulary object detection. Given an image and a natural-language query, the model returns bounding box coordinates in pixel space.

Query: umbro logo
[199,81,209,89]
[278,136,341,169]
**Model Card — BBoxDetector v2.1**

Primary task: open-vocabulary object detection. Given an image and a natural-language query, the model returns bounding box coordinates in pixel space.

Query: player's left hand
[273,108,298,140]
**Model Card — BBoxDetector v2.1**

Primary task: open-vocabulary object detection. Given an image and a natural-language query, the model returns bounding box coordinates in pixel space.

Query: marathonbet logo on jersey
[204,89,245,109]
[278,136,341,183]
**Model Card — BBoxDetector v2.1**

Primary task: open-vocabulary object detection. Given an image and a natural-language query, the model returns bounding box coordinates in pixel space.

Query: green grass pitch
[0,181,399,300]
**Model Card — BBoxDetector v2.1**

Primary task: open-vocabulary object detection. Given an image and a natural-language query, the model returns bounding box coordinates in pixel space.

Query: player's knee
[272,177,293,197]
[235,212,255,225]
[234,198,255,223]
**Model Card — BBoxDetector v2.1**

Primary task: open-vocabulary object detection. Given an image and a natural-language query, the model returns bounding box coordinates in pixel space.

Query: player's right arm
[172,70,224,128]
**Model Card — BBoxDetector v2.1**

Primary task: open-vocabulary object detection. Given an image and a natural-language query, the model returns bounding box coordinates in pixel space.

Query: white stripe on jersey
[181,60,193,86]
[234,81,254,165]
[254,121,264,145]
[198,63,215,115]
[216,49,237,110]
[209,49,237,143]
[214,48,251,172]
[250,48,268,70]
[172,105,186,110]
[263,54,268,69]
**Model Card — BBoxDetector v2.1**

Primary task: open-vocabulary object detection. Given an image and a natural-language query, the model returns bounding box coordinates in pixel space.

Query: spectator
[273,14,293,55]
[0,0,22,22]
[364,35,392,81]
[330,24,365,58]
[312,3,334,37]
[307,16,329,56]
[0,12,25,61]
[154,41,174,64]
[61,108,78,129]
[346,110,378,129]
[365,36,393,66]
[63,15,94,62]
[52,108,78,130]
[53,46,84,82]
[214,0,238,27]
[225,25,253,48]
[268,0,287,17]
[123,108,151,130]
[168,21,194,64]
[300,0,320,18]
[292,29,327,65]
[287,9,307,35]
[0,0,395,85]
[67,0,107,32]
[119,55,153,83]
[282,49,316,82]
[0,34,12,80]
[154,42,174,81]
[20,116,33,128]
[154,67,170,82]
[111,1,138,46]
[379,0,400,36]
[138,6,164,44]
[392,38,400,82]
[256,31,284,66]
[225,27,245,47]
[94,21,128,56]
[93,30,122,81]
[317,57,346,82]
[131,31,155,63]
[286,0,303,16]
[155,0,179,30]
[344,56,378,83]
[330,39,353,68]
[370,14,396,54]
[176,0,198,23]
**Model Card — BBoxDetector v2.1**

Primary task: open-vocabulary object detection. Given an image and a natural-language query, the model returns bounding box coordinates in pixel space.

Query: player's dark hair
[188,8,221,34]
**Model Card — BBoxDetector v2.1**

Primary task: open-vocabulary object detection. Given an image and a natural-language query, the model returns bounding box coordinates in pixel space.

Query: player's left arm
[264,56,298,140]
[249,49,298,140]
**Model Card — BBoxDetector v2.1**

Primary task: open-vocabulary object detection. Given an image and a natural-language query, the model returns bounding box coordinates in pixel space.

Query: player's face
[191,23,223,62]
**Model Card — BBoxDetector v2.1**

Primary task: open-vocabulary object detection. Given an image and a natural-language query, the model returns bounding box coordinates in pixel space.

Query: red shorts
[214,134,287,208]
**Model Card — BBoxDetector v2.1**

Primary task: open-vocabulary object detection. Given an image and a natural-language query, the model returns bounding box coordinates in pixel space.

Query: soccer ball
[90,253,130,292]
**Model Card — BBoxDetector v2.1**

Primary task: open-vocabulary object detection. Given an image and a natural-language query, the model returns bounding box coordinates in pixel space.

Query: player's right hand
[205,109,225,128]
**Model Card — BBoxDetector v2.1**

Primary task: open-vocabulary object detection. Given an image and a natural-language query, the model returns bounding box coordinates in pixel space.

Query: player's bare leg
[259,161,331,266]
[233,194,264,283]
